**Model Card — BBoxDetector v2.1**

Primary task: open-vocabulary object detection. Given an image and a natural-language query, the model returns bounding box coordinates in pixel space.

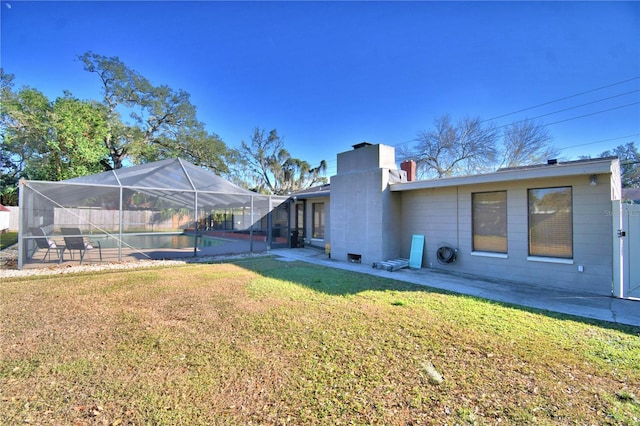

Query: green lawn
[1,257,639,425]
[0,231,17,250]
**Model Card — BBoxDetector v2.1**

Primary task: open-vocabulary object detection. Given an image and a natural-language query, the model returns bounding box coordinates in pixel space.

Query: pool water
[97,234,225,249]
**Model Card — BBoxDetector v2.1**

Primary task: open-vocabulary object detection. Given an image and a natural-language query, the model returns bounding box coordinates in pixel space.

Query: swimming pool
[97,233,225,249]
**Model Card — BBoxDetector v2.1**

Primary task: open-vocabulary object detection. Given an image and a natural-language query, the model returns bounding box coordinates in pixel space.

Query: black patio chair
[29,227,65,263]
[60,227,102,265]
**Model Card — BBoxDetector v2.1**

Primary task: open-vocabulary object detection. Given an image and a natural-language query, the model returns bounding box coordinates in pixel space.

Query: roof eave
[390,158,619,192]
[292,191,331,200]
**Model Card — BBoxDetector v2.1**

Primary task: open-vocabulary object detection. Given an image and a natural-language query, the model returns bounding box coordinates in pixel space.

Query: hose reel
[436,244,458,265]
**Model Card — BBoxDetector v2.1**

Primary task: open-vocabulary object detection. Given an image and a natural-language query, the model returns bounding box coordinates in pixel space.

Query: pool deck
[16,239,272,270]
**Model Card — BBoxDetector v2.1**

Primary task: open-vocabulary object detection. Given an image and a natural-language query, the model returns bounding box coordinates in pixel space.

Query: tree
[232,127,327,195]
[401,114,558,179]
[402,115,499,178]
[46,94,110,180]
[1,70,52,204]
[1,70,110,193]
[599,142,640,188]
[500,119,557,168]
[79,52,229,173]
[2,55,232,204]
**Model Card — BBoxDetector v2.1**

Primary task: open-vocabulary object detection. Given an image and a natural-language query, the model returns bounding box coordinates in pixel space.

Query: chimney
[401,160,416,182]
[352,142,372,150]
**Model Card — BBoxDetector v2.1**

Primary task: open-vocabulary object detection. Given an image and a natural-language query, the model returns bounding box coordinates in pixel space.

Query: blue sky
[1,1,639,177]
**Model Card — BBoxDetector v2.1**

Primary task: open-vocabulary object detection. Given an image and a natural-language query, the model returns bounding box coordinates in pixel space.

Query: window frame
[527,186,573,259]
[471,190,508,254]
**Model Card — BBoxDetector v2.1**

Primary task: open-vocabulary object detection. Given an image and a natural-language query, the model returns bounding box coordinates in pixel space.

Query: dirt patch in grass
[1,257,639,424]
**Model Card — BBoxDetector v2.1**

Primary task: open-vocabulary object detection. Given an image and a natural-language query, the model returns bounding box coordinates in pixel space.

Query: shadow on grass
[230,256,640,336]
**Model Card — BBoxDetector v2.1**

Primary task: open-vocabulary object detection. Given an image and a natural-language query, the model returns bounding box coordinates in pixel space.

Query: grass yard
[0,231,18,250]
[1,257,639,425]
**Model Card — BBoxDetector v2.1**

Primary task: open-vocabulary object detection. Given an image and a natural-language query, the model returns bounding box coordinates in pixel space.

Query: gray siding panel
[399,175,614,296]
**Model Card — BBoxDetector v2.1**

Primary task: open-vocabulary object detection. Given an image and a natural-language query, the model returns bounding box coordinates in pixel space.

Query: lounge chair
[29,227,65,263]
[60,227,102,265]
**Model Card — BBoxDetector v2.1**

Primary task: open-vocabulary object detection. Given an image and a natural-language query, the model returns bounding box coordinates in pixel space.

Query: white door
[615,202,640,299]
[624,204,640,299]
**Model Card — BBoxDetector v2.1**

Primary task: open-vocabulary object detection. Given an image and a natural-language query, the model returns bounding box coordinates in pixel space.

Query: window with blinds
[528,187,573,258]
[472,191,507,253]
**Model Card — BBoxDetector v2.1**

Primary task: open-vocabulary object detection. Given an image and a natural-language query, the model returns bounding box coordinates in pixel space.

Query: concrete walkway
[270,248,640,328]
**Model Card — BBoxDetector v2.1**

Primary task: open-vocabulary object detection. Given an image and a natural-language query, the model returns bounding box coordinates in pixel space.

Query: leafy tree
[402,115,499,178]
[500,119,557,168]
[1,71,110,193]
[233,127,327,195]
[1,71,52,204]
[2,55,232,204]
[79,52,229,173]
[599,142,640,188]
[46,94,110,180]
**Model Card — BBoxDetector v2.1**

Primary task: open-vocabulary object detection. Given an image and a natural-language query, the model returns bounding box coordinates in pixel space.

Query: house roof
[290,184,331,199]
[390,157,620,192]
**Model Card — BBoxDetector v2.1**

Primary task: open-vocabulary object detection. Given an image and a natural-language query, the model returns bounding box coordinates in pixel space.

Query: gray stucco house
[292,143,638,299]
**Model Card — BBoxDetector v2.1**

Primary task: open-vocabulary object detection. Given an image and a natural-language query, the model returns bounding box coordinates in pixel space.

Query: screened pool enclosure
[18,158,290,269]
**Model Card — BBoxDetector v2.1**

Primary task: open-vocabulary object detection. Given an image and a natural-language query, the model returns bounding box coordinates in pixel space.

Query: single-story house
[291,143,639,299]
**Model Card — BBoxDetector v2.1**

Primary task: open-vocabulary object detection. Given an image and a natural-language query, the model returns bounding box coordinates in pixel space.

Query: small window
[528,187,573,258]
[312,203,325,239]
[472,191,507,253]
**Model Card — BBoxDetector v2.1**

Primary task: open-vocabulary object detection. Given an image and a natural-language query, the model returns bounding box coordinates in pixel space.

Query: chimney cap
[352,142,372,150]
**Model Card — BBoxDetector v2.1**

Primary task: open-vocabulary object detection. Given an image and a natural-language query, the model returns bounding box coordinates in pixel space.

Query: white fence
[612,201,640,299]
[3,206,19,231]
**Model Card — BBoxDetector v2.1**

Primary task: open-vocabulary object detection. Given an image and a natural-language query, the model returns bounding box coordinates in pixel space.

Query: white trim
[471,251,508,259]
[527,256,574,265]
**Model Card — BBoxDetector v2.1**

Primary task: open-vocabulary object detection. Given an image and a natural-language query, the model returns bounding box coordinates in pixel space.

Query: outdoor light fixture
[589,174,597,186]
